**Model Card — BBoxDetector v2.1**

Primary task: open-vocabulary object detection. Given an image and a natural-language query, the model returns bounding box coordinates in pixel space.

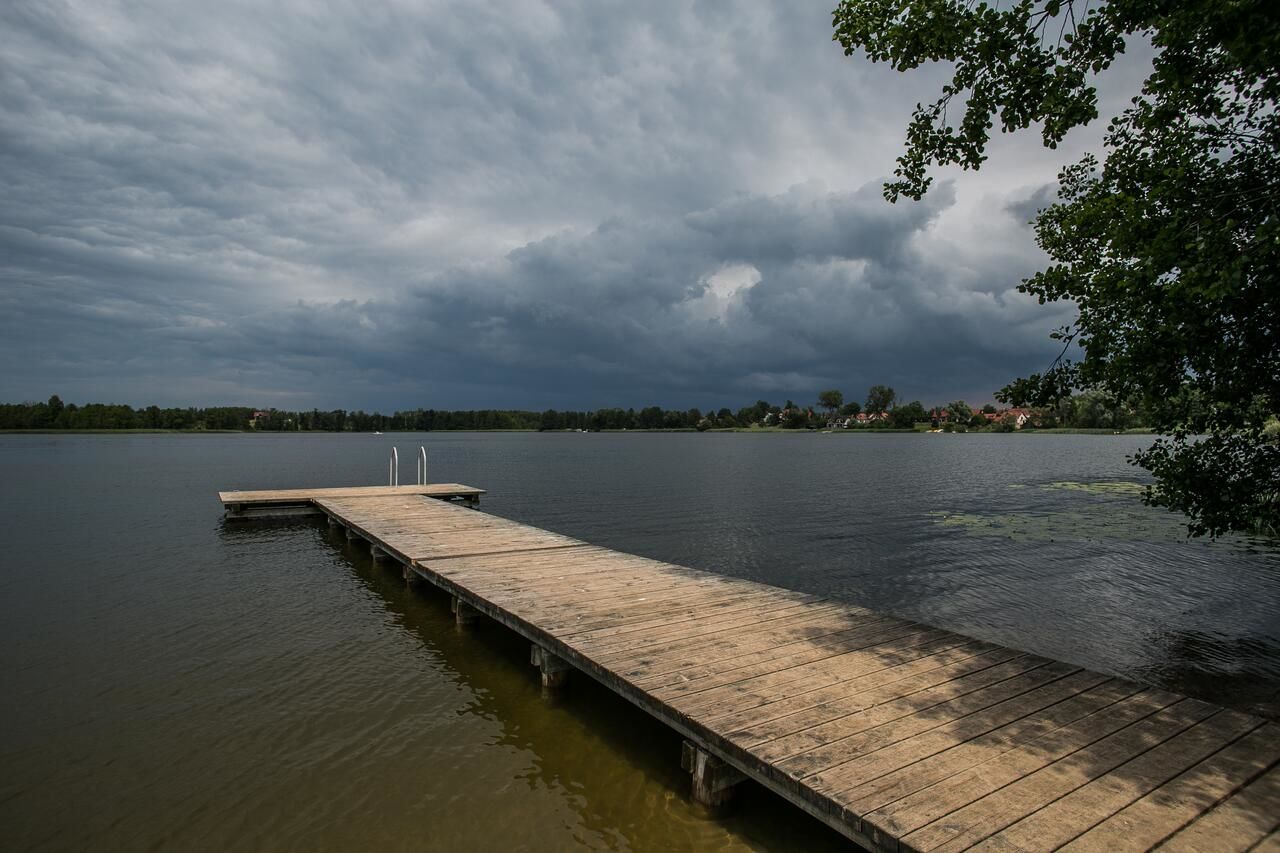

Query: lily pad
[1042,480,1146,497]
[927,507,1177,543]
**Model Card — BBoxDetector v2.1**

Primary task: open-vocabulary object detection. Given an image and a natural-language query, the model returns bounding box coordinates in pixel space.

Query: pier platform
[218,484,483,519]
[219,485,1279,851]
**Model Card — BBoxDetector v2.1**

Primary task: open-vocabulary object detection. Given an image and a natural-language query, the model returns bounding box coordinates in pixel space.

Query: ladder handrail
[388,447,399,486]
[416,446,428,485]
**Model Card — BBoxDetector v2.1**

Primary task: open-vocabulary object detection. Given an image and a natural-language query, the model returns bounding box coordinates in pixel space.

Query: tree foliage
[866,384,898,414]
[833,0,1279,536]
[0,396,797,432]
[890,400,929,428]
[946,400,973,423]
[818,389,845,414]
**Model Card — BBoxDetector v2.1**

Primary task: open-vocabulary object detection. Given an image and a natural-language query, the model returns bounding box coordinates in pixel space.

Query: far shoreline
[0,427,1155,436]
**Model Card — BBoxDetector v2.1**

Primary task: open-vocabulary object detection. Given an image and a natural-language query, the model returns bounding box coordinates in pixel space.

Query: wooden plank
[556,589,834,643]
[369,527,586,561]
[1060,722,1280,852]
[630,614,903,688]
[624,617,917,698]
[804,670,1113,796]
[417,539,724,607]
[773,662,1083,777]
[434,563,767,623]
[663,633,983,717]
[597,608,901,671]
[573,600,854,659]
[436,557,717,593]
[728,652,1010,728]
[1154,762,1280,853]
[897,698,1219,852]
[428,563,839,655]
[849,683,1168,835]
[433,545,679,575]
[738,655,1052,759]
[704,646,1022,734]
[221,484,484,503]
[628,614,923,682]
[444,558,823,628]
[974,710,1264,850]
[491,587,824,653]
[453,555,816,607]
[1254,829,1280,853]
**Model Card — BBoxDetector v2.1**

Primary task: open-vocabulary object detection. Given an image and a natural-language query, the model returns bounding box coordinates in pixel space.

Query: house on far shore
[1004,407,1033,428]
[984,407,1034,428]
[822,412,892,428]
[928,405,1036,428]
[817,407,1038,430]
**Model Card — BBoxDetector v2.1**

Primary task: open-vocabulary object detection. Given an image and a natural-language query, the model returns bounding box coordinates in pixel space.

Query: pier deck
[218,483,483,518]
[221,485,1279,851]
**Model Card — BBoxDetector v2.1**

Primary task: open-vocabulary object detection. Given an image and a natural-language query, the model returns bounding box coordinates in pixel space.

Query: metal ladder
[388,446,428,486]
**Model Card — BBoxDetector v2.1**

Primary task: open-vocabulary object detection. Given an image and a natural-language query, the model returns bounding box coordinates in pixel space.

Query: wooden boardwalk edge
[219,485,1280,852]
[404,553,872,847]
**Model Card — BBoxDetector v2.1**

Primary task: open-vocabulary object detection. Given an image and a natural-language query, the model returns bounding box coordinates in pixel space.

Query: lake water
[2,432,1278,851]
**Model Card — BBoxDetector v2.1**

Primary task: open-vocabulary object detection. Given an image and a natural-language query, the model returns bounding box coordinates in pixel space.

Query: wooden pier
[219,484,483,519]
[220,485,1279,851]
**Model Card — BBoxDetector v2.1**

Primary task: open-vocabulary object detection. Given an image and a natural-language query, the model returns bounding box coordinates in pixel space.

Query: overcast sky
[1,1,1150,412]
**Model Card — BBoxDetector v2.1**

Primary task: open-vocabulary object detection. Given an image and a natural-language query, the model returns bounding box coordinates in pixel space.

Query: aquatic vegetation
[931,496,1278,550]
[927,508,1175,543]
[1041,480,1146,497]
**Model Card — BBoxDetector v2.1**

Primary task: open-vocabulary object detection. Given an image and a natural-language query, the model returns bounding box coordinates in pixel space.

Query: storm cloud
[0,0,1127,410]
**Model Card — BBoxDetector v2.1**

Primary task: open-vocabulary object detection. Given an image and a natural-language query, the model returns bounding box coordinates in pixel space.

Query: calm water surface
[2,432,1278,851]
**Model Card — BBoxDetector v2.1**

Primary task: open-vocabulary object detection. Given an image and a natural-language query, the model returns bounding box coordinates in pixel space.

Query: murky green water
[1,433,1277,851]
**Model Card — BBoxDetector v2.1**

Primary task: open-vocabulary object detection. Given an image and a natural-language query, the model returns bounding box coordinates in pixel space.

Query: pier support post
[371,544,392,562]
[344,525,360,541]
[402,564,422,585]
[530,644,572,689]
[452,596,477,626]
[326,515,340,529]
[681,741,744,811]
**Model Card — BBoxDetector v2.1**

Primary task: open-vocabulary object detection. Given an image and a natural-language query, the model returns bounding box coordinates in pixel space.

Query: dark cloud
[1,0,1101,410]
[1005,184,1058,226]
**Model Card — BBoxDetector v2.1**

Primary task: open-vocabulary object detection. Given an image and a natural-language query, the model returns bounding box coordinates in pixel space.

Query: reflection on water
[314,522,848,852]
[1135,627,1280,721]
[0,432,1277,851]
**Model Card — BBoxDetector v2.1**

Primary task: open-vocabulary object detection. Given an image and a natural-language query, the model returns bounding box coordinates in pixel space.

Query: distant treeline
[1,396,782,432]
[1,390,1148,432]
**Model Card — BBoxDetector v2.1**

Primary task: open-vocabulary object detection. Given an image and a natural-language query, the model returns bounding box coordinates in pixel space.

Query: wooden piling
[682,740,744,810]
[530,644,572,689]
[452,596,477,626]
